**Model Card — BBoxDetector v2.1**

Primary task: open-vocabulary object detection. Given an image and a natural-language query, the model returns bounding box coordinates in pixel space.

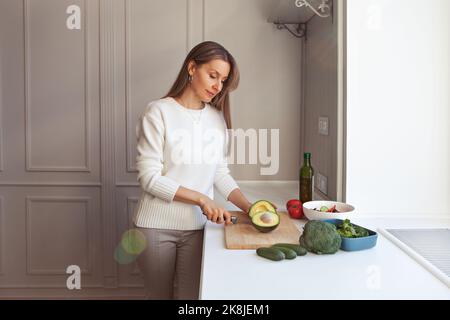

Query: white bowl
[302,201,356,221]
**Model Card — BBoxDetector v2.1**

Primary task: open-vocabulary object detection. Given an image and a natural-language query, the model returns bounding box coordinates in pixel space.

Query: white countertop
[200,182,450,300]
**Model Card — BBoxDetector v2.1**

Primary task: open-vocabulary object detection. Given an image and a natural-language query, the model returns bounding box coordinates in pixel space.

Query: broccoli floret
[299,221,341,254]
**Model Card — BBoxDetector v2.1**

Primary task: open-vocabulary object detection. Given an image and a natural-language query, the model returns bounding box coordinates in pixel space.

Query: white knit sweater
[133,97,239,230]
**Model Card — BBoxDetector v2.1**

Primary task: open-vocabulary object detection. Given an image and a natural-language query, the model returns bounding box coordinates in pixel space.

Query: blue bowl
[323,219,378,252]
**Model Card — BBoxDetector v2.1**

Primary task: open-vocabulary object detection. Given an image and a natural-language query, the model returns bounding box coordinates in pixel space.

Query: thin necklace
[175,97,205,124]
[186,108,203,124]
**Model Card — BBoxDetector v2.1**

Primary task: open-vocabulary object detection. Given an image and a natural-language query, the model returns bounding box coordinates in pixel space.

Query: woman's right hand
[198,197,232,225]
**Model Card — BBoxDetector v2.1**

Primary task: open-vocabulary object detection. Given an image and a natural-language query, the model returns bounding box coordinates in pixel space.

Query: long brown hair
[163,41,240,129]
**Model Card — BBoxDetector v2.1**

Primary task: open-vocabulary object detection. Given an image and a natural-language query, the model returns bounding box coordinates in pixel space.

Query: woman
[133,41,253,300]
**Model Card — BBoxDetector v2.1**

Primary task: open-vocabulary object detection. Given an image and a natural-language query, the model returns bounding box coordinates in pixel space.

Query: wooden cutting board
[225,211,301,249]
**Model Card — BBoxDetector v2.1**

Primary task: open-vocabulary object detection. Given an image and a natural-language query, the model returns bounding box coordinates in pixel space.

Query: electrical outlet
[316,172,328,195]
[319,117,329,136]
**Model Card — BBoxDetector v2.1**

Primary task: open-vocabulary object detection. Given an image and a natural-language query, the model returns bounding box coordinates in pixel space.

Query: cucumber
[256,247,285,261]
[273,243,307,256]
[270,246,297,259]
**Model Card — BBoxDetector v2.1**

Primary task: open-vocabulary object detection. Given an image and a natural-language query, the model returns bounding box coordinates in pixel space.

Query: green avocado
[251,211,280,233]
[248,200,276,218]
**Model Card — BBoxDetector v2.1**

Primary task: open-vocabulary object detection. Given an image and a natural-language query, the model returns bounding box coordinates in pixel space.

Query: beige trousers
[135,227,204,300]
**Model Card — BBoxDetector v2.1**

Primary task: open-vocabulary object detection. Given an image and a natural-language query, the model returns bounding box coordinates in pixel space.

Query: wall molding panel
[0,197,4,275]
[24,0,91,172]
[0,74,3,172]
[124,0,135,173]
[25,196,93,276]
[0,182,102,187]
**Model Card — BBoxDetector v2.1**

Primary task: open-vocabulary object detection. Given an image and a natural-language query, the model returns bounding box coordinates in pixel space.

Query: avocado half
[249,200,279,233]
[248,200,277,218]
[251,211,280,233]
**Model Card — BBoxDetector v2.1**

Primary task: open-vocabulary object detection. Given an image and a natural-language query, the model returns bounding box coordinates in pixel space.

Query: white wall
[346,0,450,217]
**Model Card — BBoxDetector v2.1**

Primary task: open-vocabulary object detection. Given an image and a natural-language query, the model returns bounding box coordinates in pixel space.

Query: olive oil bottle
[299,153,314,203]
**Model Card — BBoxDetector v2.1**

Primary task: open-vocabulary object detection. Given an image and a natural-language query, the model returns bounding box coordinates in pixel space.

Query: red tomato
[288,203,303,219]
[286,199,301,210]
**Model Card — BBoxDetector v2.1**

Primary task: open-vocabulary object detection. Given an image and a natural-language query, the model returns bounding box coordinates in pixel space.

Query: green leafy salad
[336,219,369,238]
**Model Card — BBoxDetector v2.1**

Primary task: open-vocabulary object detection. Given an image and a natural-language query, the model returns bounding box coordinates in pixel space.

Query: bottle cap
[304,152,311,159]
